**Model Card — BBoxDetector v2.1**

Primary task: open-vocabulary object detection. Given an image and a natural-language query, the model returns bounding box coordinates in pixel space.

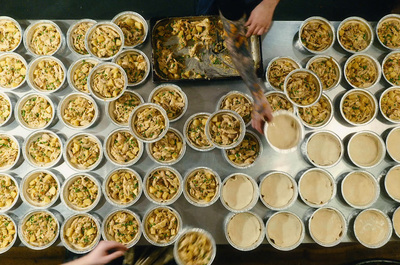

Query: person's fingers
[98,240,128,252]
[256,27,265,35]
[102,250,126,264]
[246,24,257,37]
[252,118,264,134]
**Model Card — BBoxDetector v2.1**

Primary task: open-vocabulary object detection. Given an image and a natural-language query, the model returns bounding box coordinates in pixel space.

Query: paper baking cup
[0,134,20,172]
[308,207,347,247]
[305,55,342,91]
[296,93,334,129]
[216,90,253,127]
[183,112,215,152]
[61,173,102,213]
[343,53,381,89]
[143,166,183,206]
[20,169,61,209]
[63,132,103,172]
[67,57,101,94]
[0,16,23,53]
[142,205,182,247]
[23,20,64,56]
[382,51,400,86]
[101,209,142,248]
[146,127,186,166]
[264,90,296,114]
[224,211,265,251]
[265,211,305,251]
[337,16,374,53]
[87,62,127,102]
[258,171,298,211]
[111,11,148,48]
[298,168,336,208]
[103,167,142,207]
[384,165,400,203]
[341,171,380,209]
[106,90,144,127]
[61,212,101,254]
[379,86,400,124]
[376,14,400,51]
[112,49,150,86]
[0,52,28,90]
[18,209,60,250]
[339,89,378,126]
[104,128,143,166]
[129,103,170,143]
[182,167,221,207]
[0,91,13,127]
[347,131,385,169]
[265,56,301,91]
[353,208,392,249]
[220,173,258,213]
[386,126,400,163]
[23,130,63,169]
[0,173,19,212]
[148,84,188,122]
[85,22,124,61]
[299,16,335,54]
[174,228,216,265]
[66,19,97,56]
[393,206,400,238]
[0,213,18,254]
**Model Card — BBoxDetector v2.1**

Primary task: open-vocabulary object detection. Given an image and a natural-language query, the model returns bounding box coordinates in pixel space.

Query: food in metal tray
[225,132,260,167]
[110,91,142,125]
[115,51,147,84]
[20,95,53,129]
[29,23,61,55]
[0,19,21,52]
[342,91,375,124]
[70,21,95,55]
[186,168,218,204]
[107,131,140,164]
[151,86,186,120]
[105,210,140,245]
[307,57,339,90]
[0,175,18,210]
[208,113,241,146]
[66,175,98,209]
[219,92,252,124]
[90,65,125,99]
[0,55,26,88]
[132,106,166,140]
[150,129,183,163]
[145,207,179,244]
[146,168,180,203]
[72,60,99,93]
[0,215,15,249]
[345,55,378,89]
[265,92,293,113]
[377,16,400,49]
[285,71,320,106]
[67,135,100,169]
[267,58,299,90]
[64,215,98,250]
[25,172,58,206]
[300,19,333,52]
[62,96,96,127]
[381,88,400,121]
[28,132,61,166]
[383,52,400,86]
[22,211,58,247]
[115,15,145,47]
[298,94,331,127]
[88,24,122,58]
[0,136,18,169]
[185,114,213,149]
[106,169,140,205]
[0,94,10,124]
[32,58,64,91]
[177,231,214,265]
[338,19,371,52]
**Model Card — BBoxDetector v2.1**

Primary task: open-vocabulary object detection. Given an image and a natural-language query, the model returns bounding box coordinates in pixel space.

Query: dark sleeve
[216,0,246,20]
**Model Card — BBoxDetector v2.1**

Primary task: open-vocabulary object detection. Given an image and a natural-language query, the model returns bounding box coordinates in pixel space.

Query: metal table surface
[4,20,400,247]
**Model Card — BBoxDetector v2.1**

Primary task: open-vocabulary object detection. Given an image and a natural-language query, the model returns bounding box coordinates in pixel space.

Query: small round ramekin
[63,132,103,172]
[0,91,13,127]
[205,110,245,150]
[258,171,298,211]
[284,69,323,108]
[298,16,335,54]
[298,168,336,208]
[220,173,258,213]
[347,131,385,169]
[15,93,55,130]
[148,84,188,123]
[263,110,305,153]
[386,126,400,163]
[379,86,400,124]
[0,173,19,212]
[87,62,127,101]
[103,167,142,207]
[222,130,263,169]
[337,16,374,53]
[67,57,101,94]
[384,165,400,203]
[23,20,64,56]
[353,208,392,249]
[182,166,221,207]
[112,49,150,86]
[0,16,23,52]
[61,212,101,254]
[341,171,379,209]
[308,207,347,247]
[265,56,301,91]
[0,213,18,254]
[343,53,381,89]
[393,206,400,238]
[174,227,216,265]
[297,93,334,129]
[305,55,342,91]
[339,88,378,126]
[183,112,215,152]
[20,169,61,209]
[66,19,97,56]
[382,51,400,86]
[143,166,183,206]
[0,52,28,90]
[264,90,296,114]
[142,205,182,247]
[18,209,60,250]
[111,11,148,48]
[23,130,63,169]
[61,173,102,213]
[224,211,265,251]
[0,134,20,172]
[129,103,170,143]
[101,209,142,248]
[146,127,186,166]
[106,90,144,127]
[265,211,305,251]
[85,22,124,61]
[216,90,253,127]
[376,14,400,50]
[302,130,343,168]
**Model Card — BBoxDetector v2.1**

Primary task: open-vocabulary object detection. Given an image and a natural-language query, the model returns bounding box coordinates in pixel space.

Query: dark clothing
[196,0,262,19]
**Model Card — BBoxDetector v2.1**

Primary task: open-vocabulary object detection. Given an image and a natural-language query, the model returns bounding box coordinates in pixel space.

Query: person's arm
[62,241,127,265]
[245,0,280,37]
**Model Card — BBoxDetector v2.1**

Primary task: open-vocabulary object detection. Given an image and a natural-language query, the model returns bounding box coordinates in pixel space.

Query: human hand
[251,95,273,134]
[245,0,280,37]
